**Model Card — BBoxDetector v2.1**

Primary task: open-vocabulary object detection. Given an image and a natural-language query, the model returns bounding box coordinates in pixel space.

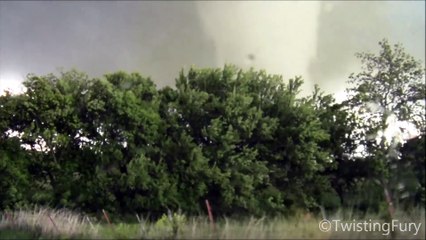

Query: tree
[345,39,425,217]
[166,66,274,216]
[397,135,425,208]
[0,93,33,209]
[307,86,358,211]
[0,70,170,216]
[161,66,335,216]
[0,66,351,216]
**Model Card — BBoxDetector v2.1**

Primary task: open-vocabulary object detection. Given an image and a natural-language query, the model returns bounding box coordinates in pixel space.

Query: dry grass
[1,207,424,239]
[0,207,97,238]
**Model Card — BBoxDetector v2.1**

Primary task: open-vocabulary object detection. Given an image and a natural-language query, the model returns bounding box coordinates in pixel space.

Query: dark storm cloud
[0,1,217,88]
[309,1,425,99]
[196,1,321,95]
[1,1,424,97]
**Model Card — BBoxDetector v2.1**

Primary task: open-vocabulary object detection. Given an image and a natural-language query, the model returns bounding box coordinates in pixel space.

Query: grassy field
[0,207,424,239]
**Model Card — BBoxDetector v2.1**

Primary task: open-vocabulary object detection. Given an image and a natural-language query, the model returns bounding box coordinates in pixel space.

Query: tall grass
[1,207,424,239]
[0,207,97,239]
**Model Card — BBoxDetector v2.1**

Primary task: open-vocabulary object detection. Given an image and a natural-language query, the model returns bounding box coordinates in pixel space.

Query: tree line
[0,40,424,219]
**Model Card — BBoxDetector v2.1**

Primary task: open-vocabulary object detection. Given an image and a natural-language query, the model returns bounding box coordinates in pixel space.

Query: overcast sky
[0,1,424,99]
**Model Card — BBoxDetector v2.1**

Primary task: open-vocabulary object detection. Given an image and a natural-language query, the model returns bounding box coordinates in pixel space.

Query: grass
[0,207,424,239]
[0,207,95,239]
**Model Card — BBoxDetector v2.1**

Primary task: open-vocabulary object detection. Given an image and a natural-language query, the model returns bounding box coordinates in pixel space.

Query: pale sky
[0,1,425,99]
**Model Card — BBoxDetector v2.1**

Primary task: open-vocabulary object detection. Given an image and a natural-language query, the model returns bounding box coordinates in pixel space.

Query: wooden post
[102,209,111,225]
[205,199,215,232]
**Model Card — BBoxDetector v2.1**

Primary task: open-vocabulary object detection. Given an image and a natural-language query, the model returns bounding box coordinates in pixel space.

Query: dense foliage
[0,40,424,218]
